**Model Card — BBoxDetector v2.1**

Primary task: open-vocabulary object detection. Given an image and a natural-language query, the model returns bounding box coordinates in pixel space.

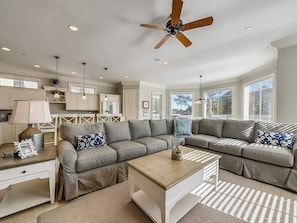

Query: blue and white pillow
[174,119,192,136]
[76,132,106,151]
[255,130,294,149]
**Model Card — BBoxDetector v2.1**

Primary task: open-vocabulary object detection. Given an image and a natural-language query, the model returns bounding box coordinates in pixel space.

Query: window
[244,77,273,122]
[0,77,38,89]
[204,88,233,119]
[69,84,96,94]
[170,93,193,118]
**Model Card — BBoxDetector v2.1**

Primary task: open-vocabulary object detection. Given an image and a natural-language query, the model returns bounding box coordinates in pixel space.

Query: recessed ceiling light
[1,47,10,51]
[68,25,79,32]
[163,61,169,65]
[34,64,40,68]
[244,26,252,31]
[99,76,104,79]
[124,75,129,79]
[71,71,76,74]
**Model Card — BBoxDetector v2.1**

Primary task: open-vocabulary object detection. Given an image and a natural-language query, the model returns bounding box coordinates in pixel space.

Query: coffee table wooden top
[127,147,221,190]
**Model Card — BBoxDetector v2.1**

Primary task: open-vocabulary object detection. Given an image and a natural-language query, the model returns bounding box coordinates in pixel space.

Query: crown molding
[271,34,297,49]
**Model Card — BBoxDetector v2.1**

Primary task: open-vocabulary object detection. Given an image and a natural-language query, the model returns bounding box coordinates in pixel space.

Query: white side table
[0,144,56,218]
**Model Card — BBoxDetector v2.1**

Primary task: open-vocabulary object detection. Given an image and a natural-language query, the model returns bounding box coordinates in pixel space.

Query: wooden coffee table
[127,146,221,223]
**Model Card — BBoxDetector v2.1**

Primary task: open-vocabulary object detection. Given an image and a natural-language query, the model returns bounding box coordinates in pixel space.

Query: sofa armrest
[293,143,297,169]
[58,140,77,173]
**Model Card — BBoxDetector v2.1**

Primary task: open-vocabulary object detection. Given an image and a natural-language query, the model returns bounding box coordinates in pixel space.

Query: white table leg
[49,160,55,203]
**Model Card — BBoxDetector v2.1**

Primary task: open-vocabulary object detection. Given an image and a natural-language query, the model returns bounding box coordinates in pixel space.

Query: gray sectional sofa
[57,118,297,200]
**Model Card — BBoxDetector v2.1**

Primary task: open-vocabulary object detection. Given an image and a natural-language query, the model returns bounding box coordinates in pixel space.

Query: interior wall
[276,45,297,122]
[139,83,166,120]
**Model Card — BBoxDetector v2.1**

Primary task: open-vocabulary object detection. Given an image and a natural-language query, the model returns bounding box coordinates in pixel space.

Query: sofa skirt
[243,159,293,191]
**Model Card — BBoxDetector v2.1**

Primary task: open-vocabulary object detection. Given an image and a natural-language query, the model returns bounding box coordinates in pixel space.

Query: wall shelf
[43,86,67,104]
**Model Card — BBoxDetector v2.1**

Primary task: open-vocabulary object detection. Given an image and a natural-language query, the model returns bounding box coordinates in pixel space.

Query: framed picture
[142,101,149,109]
[14,139,37,159]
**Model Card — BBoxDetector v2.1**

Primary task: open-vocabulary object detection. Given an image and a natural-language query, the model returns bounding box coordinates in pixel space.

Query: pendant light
[53,56,60,99]
[103,68,108,101]
[194,75,206,104]
[82,62,86,100]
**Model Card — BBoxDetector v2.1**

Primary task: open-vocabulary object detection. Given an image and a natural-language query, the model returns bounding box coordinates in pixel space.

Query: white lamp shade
[9,100,52,124]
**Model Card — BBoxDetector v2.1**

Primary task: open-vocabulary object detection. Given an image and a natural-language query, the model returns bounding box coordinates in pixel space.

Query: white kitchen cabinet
[0,87,45,109]
[65,92,98,111]
[0,123,3,145]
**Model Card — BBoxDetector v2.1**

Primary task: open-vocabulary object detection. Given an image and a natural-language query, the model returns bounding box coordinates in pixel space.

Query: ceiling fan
[140,0,213,49]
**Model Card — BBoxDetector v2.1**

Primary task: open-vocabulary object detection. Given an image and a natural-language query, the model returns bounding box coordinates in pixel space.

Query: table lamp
[9,100,52,152]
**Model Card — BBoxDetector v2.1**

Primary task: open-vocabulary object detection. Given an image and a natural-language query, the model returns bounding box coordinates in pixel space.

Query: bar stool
[79,114,95,124]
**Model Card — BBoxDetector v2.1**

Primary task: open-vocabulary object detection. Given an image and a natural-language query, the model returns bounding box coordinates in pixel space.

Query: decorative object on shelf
[14,139,37,159]
[53,56,60,99]
[194,75,206,104]
[142,101,149,109]
[9,100,52,152]
[171,138,183,160]
[104,95,108,101]
[82,62,86,99]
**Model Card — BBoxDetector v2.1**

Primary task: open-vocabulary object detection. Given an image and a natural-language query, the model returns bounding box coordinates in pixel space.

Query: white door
[152,92,163,120]
[123,89,139,120]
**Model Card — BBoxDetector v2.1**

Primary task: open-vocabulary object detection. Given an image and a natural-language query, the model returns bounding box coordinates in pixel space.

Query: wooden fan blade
[140,24,166,31]
[182,16,213,31]
[176,32,192,47]
[171,0,183,25]
[154,34,171,49]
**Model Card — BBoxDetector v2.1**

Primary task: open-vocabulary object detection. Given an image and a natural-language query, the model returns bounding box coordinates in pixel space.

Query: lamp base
[18,127,44,152]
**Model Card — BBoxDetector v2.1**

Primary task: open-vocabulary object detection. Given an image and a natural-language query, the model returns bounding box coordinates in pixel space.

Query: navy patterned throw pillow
[255,130,294,149]
[76,132,106,151]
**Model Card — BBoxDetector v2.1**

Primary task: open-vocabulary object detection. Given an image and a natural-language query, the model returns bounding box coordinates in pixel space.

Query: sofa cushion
[242,143,294,168]
[108,141,146,162]
[76,132,106,151]
[104,121,131,144]
[60,123,104,147]
[209,138,248,156]
[166,119,174,134]
[199,119,224,137]
[134,137,167,154]
[155,135,174,148]
[150,120,168,137]
[192,119,200,135]
[255,130,294,149]
[253,121,297,142]
[174,119,192,136]
[129,120,151,140]
[76,145,117,172]
[222,120,255,143]
[185,134,218,149]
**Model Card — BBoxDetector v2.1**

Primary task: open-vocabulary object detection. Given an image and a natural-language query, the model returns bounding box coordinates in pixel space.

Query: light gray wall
[277,45,297,122]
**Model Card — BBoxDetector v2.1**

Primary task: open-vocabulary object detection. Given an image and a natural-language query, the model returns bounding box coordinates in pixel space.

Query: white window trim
[152,91,165,120]
[168,91,195,118]
[242,73,276,122]
[0,73,41,89]
[202,86,234,119]
[68,82,98,94]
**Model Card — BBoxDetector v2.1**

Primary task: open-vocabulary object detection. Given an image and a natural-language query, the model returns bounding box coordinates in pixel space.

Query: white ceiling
[1,0,297,88]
